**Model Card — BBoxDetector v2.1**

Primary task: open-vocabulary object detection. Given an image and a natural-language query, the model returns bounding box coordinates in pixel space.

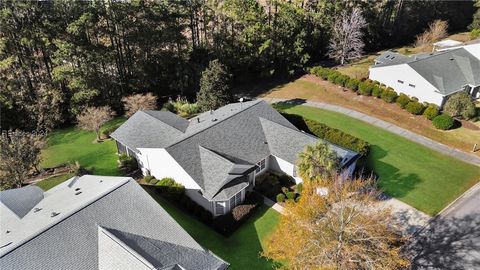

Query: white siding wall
[268,155,303,184]
[186,189,214,214]
[137,148,201,190]
[369,64,446,106]
[459,44,480,60]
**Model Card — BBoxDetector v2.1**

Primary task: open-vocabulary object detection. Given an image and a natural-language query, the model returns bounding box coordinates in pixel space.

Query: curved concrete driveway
[262,97,480,167]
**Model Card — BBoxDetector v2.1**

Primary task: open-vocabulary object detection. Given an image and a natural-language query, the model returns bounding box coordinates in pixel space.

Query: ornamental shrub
[286,191,296,201]
[231,204,256,221]
[405,101,425,115]
[295,183,303,194]
[423,104,439,120]
[372,85,383,98]
[358,82,374,96]
[156,177,185,199]
[276,193,286,203]
[327,72,339,83]
[444,92,477,119]
[381,89,398,103]
[396,93,411,108]
[118,154,138,173]
[432,114,454,130]
[346,78,360,91]
[334,75,349,87]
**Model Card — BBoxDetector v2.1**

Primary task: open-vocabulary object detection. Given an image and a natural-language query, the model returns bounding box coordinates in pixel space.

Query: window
[215,201,226,215]
[397,80,404,84]
[409,84,416,88]
[255,158,266,173]
[228,190,244,210]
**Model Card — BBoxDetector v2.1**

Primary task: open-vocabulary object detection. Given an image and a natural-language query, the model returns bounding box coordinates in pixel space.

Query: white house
[111,100,359,216]
[369,44,480,107]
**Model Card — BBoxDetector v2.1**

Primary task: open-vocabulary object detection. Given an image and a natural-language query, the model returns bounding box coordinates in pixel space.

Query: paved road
[261,97,480,166]
[411,183,480,270]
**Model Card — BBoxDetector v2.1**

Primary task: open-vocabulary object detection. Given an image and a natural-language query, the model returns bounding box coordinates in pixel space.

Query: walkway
[262,97,480,167]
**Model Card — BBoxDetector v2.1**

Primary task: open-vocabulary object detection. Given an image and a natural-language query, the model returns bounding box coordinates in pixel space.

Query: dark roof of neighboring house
[374,51,411,66]
[372,48,480,95]
[0,175,228,270]
[113,100,359,200]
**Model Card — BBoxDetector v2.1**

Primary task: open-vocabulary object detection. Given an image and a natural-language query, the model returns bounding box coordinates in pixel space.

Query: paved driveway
[411,183,480,269]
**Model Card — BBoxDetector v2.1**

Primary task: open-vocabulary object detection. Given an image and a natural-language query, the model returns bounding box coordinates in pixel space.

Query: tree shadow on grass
[234,75,304,98]
[366,145,422,200]
[408,214,480,270]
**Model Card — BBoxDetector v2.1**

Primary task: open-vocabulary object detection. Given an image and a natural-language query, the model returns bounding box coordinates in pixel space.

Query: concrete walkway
[261,194,285,214]
[262,97,480,166]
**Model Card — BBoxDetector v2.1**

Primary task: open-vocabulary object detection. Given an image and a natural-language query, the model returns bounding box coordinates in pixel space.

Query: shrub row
[213,192,264,236]
[309,66,450,130]
[281,113,370,156]
[179,195,213,224]
[154,177,185,200]
[118,154,138,173]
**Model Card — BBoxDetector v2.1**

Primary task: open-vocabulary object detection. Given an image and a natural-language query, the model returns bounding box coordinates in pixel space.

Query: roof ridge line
[166,100,264,149]
[407,47,466,65]
[141,110,188,133]
[198,145,235,165]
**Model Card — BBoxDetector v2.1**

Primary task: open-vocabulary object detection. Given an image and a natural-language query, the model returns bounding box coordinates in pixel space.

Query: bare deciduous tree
[77,106,114,141]
[263,176,410,270]
[0,131,44,190]
[415,20,448,49]
[121,93,157,117]
[328,7,367,65]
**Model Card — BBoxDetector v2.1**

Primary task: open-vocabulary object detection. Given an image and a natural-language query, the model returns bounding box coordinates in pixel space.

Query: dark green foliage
[155,177,185,200]
[286,191,296,200]
[381,89,398,103]
[197,60,232,112]
[334,75,349,87]
[444,92,477,119]
[118,154,138,173]
[432,114,454,130]
[358,82,374,96]
[423,104,439,120]
[405,101,425,115]
[276,193,286,203]
[372,85,383,98]
[200,210,213,224]
[102,125,120,138]
[194,205,205,217]
[396,94,411,108]
[144,175,158,185]
[346,78,360,91]
[327,72,340,83]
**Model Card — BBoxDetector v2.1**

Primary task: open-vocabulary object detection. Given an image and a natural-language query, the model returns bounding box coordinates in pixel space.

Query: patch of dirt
[25,165,70,184]
[459,120,480,131]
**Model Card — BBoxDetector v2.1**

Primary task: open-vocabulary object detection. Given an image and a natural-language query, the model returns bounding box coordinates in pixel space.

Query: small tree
[443,92,476,119]
[262,176,410,269]
[196,60,232,112]
[0,131,44,190]
[297,141,340,182]
[328,7,367,65]
[415,20,448,48]
[77,106,114,141]
[122,93,157,117]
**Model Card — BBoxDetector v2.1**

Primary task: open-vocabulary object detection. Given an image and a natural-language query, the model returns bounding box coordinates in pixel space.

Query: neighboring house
[0,175,228,270]
[111,100,359,216]
[369,45,480,107]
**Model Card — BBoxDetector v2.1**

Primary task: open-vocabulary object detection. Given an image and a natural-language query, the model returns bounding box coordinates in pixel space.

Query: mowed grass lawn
[145,189,281,270]
[41,117,126,176]
[280,105,480,215]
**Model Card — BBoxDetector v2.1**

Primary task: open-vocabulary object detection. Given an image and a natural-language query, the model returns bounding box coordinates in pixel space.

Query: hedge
[432,114,454,130]
[423,104,439,120]
[358,81,374,96]
[381,89,397,103]
[396,93,410,109]
[346,78,360,91]
[372,85,383,98]
[155,177,185,200]
[405,101,425,115]
[281,112,370,156]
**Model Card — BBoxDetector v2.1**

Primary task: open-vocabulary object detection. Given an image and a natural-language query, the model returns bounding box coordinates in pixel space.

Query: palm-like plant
[297,141,340,181]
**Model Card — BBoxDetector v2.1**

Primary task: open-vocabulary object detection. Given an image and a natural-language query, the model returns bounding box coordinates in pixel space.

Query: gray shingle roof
[113,100,359,201]
[372,48,480,95]
[0,185,44,218]
[0,176,228,270]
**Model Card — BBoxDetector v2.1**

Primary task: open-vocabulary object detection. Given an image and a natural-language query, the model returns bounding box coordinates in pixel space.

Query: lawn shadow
[45,127,88,146]
[366,145,422,200]
[409,214,480,270]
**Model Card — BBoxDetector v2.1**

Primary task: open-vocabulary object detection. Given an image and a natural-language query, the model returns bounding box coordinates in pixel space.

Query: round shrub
[405,101,425,115]
[295,183,303,194]
[381,89,398,103]
[286,191,296,201]
[334,75,349,87]
[423,104,439,120]
[276,193,286,203]
[396,94,410,109]
[358,82,374,96]
[432,114,454,130]
[372,85,383,98]
[327,72,339,83]
[346,78,360,91]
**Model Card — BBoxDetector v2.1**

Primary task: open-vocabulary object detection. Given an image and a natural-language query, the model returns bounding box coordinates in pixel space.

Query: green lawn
[280,105,480,215]
[41,117,126,176]
[36,173,74,191]
[145,188,281,270]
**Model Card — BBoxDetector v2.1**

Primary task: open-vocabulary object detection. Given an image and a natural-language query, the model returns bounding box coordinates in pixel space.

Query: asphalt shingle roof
[0,176,228,270]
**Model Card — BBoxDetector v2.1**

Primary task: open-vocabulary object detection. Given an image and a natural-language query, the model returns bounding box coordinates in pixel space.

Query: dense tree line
[0,0,475,131]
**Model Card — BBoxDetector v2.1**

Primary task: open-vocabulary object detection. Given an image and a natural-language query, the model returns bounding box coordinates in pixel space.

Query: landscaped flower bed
[254,171,300,202]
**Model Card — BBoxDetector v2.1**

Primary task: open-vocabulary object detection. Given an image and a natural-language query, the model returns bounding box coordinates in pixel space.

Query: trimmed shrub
[396,93,411,109]
[276,193,286,203]
[423,104,439,120]
[372,85,383,98]
[471,29,480,39]
[432,114,454,130]
[118,154,138,173]
[381,89,398,103]
[194,205,204,217]
[156,177,185,200]
[200,210,213,224]
[286,191,296,201]
[358,82,374,96]
[144,176,158,185]
[327,72,339,83]
[334,75,349,87]
[405,101,425,115]
[346,78,360,91]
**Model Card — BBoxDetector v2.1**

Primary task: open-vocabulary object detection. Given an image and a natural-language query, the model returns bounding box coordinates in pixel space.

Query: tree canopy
[444,92,477,120]
[197,60,232,112]
[297,141,340,181]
